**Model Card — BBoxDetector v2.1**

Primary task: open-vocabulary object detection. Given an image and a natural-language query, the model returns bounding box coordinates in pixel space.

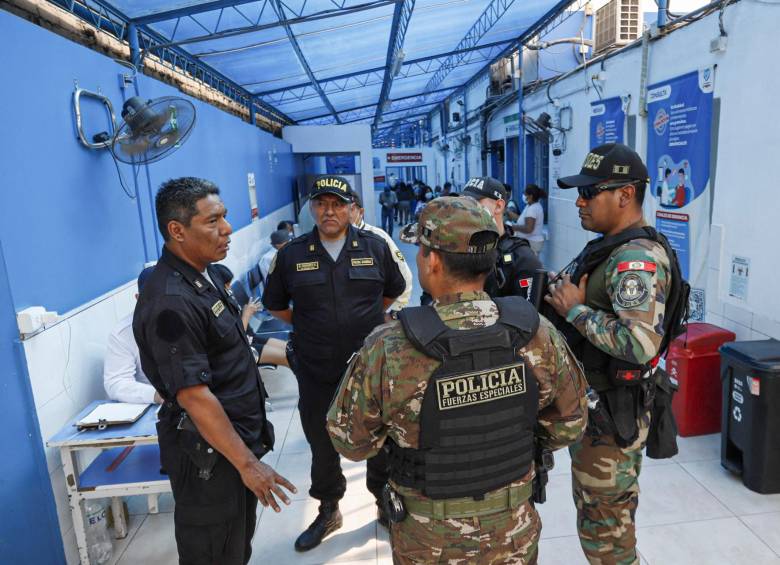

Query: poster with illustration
[589,97,625,148]
[646,68,714,288]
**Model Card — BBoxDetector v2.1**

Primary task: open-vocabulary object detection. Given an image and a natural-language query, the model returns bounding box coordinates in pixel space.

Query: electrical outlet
[710,36,728,53]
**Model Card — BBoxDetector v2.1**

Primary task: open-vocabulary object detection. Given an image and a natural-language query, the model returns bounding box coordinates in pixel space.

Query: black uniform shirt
[484,224,543,299]
[262,224,405,383]
[133,246,269,455]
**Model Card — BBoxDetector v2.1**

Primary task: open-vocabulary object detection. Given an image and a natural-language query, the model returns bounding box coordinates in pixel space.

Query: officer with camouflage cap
[327,196,588,564]
[545,143,687,564]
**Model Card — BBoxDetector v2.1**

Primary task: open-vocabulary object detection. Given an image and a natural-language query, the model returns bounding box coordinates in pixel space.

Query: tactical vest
[388,297,540,500]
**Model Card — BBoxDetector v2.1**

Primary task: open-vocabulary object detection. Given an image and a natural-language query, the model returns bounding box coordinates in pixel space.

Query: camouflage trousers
[390,500,540,564]
[569,411,650,565]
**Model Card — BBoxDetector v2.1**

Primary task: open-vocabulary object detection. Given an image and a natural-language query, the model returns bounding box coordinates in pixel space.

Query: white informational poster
[728,256,750,301]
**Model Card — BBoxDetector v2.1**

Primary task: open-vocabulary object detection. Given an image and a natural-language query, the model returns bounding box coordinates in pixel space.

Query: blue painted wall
[0,9,300,561]
[1,9,298,315]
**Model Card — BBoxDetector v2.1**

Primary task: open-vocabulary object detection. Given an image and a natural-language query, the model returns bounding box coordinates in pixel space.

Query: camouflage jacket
[565,234,671,368]
[327,291,588,485]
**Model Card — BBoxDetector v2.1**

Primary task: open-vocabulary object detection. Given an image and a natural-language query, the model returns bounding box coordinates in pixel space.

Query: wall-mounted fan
[73,88,197,198]
[112,97,196,164]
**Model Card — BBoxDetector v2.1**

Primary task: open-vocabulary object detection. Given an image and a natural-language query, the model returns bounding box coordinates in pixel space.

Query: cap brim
[461,188,483,200]
[400,222,420,245]
[556,173,606,188]
[312,190,352,202]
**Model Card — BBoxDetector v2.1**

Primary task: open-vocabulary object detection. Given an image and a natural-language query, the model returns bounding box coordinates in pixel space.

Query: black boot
[294,500,343,552]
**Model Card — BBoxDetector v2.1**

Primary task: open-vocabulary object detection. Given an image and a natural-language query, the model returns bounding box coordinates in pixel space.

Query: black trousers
[297,374,389,502]
[159,425,258,565]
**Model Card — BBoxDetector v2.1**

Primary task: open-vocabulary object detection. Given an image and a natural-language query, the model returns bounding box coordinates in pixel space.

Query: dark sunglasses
[577,180,639,200]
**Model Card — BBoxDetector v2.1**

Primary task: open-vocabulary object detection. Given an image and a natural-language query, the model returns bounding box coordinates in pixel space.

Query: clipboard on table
[76,403,152,431]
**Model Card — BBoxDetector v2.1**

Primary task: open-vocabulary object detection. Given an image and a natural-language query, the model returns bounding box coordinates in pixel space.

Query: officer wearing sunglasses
[542,143,681,564]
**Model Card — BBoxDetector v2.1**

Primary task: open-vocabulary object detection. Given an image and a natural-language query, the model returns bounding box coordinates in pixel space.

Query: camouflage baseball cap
[401,196,498,253]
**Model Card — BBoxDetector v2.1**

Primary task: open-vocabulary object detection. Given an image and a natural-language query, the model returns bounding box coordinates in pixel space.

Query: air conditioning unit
[594,0,640,54]
[489,57,514,97]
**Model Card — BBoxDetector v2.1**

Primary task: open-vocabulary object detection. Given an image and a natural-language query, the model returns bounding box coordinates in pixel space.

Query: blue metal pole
[517,49,525,201]
[249,97,256,125]
[128,22,141,68]
[463,93,469,181]
[657,0,668,27]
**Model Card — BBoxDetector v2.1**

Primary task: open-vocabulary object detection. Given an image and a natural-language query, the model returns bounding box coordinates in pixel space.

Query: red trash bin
[666,322,736,437]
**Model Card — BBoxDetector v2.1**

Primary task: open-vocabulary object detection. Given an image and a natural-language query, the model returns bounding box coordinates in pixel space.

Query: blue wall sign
[590,97,624,148]
[646,69,714,290]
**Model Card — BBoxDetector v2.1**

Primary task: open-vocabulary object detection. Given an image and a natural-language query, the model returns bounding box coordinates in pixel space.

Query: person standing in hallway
[328,196,587,564]
[134,177,296,565]
[461,176,543,302]
[263,175,406,552]
[379,185,399,237]
[545,143,687,565]
[514,184,546,257]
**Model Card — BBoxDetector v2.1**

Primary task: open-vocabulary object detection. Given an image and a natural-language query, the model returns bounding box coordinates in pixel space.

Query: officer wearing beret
[133,177,296,565]
[327,196,588,564]
[262,175,406,551]
[545,144,687,564]
[462,176,544,303]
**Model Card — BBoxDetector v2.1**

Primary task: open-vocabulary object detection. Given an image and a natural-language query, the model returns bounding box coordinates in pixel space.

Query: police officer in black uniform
[262,175,406,551]
[133,177,296,565]
[461,176,544,302]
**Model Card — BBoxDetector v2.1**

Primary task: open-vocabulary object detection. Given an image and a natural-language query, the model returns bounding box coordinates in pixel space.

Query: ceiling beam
[252,38,511,96]
[146,0,399,53]
[373,0,415,129]
[132,0,267,25]
[270,0,342,123]
[382,0,519,135]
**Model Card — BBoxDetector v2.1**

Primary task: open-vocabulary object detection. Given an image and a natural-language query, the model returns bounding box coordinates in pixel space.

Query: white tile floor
[100,229,780,564]
[105,364,780,565]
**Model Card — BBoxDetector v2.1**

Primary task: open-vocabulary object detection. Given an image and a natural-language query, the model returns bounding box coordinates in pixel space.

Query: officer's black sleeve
[261,247,290,311]
[381,241,406,299]
[515,245,543,273]
[146,297,213,397]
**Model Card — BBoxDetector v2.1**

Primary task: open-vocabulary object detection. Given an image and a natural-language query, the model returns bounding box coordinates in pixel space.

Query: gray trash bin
[720,339,780,494]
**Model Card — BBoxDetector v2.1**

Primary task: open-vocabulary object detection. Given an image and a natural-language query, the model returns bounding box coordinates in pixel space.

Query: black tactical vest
[544,226,690,387]
[388,297,540,500]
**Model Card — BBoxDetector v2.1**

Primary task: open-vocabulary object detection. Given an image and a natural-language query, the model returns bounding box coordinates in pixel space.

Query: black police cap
[462,176,507,201]
[557,143,650,188]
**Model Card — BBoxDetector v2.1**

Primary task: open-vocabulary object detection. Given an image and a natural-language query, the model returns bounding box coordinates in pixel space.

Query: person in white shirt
[350,191,413,316]
[104,267,162,404]
[514,183,546,256]
[259,229,293,282]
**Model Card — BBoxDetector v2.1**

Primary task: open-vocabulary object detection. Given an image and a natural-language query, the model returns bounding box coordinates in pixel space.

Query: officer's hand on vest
[544,273,589,317]
[240,461,297,513]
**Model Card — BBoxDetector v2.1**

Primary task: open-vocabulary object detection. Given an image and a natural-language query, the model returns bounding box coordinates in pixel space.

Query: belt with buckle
[402,482,532,520]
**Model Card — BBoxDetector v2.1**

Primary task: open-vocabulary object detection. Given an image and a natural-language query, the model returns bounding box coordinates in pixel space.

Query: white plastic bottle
[84,500,113,564]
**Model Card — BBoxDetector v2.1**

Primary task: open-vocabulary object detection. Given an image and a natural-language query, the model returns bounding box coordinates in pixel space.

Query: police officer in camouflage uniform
[545,144,681,565]
[327,196,588,564]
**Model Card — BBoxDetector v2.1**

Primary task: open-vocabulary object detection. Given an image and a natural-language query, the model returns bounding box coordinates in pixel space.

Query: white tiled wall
[25,204,294,563]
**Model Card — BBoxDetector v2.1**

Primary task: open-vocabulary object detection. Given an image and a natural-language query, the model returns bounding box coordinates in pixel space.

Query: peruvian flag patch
[617,261,657,273]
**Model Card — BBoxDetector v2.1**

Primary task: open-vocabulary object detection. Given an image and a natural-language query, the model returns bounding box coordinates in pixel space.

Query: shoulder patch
[618,261,657,273]
[615,273,649,308]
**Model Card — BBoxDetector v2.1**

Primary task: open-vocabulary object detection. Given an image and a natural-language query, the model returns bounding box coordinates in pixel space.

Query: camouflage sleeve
[566,240,671,364]
[530,317,588,451]
[326,326,389,461]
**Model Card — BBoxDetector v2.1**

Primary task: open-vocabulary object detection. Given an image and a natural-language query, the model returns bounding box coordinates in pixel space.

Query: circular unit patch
[616,273,649,308]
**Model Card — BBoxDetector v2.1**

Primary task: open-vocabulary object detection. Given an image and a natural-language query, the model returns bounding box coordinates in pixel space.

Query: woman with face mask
[514,183,546,256]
